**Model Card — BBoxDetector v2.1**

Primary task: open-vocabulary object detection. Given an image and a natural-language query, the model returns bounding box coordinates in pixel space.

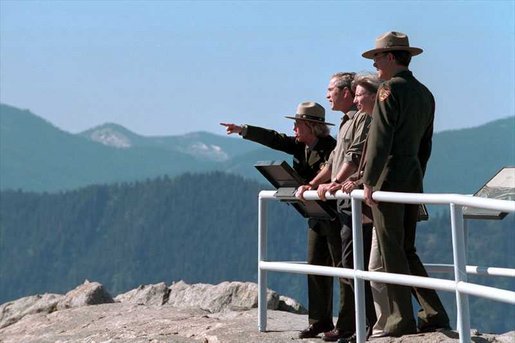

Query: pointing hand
[220,123,242,135]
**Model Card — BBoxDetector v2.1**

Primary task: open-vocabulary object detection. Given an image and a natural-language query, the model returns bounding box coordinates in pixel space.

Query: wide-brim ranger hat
[285,101,334,126]
[362,31,423,59]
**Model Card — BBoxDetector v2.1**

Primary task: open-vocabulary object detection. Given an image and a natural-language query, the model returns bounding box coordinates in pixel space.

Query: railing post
[463,218,468,252]
[258,193,268,332]
[450,203,471,343]
[351,196,366,343]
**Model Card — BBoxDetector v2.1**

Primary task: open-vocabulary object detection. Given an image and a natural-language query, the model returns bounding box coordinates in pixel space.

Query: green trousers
[307,218,353,331]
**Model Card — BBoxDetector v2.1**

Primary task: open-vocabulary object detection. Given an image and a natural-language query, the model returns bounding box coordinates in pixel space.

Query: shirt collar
[305,137,319,150]
[341,105,358,121]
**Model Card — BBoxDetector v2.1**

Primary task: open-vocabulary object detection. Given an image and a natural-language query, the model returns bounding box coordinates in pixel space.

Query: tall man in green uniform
[361,31,450,337]
[221,101,346,339]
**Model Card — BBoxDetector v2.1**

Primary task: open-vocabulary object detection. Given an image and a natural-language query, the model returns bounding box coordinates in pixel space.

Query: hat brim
[362,46,423,59]
[284,115,334,126]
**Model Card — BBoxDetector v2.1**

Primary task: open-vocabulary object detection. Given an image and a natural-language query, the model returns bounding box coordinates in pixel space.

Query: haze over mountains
[1,103,513,194]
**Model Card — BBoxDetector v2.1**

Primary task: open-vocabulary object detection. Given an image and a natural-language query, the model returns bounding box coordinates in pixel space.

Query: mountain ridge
[0,104,220,191]
[1,103,513,193]
[79,122,258,161]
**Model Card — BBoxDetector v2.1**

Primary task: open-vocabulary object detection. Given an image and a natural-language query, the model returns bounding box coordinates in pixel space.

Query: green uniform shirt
[242,125,336,183]
[363,70,434,192]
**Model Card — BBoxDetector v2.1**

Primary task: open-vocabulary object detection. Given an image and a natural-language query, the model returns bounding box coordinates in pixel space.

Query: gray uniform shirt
[327,110,371,181]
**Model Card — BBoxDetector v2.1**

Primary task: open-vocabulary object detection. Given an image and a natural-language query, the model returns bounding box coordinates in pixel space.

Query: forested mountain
[425,117,515,194]
[0,104,220,191]
[1,173,513,333]
[1,103,514,194]
[0,172,308,304]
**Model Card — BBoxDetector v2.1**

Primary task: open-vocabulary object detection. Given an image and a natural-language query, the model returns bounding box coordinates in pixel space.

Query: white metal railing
[257,189,515,343]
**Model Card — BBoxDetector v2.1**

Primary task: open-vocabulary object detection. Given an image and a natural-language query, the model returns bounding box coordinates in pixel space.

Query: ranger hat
[362,31,423,59]
[285,101,334,126]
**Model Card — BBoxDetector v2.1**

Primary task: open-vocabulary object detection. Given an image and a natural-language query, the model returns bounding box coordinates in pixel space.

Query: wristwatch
[240,124,248,136]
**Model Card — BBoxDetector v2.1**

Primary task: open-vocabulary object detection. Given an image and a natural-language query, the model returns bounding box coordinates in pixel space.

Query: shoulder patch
[378,87,391,102]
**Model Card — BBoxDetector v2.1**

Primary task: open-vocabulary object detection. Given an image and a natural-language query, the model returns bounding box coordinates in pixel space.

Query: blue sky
[1,0,514,136]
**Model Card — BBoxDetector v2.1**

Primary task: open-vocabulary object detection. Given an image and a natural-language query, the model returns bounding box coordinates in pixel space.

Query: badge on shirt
[379,87,391,101]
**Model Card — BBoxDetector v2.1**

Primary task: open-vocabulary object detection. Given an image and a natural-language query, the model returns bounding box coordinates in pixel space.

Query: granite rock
[0,280,512,343]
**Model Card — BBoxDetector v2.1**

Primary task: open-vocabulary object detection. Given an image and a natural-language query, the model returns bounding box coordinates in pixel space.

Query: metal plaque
[255,160,337,220]
[463,167,515,219]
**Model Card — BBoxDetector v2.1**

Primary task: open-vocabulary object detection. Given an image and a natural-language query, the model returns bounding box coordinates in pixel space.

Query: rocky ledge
[0,280,513,343]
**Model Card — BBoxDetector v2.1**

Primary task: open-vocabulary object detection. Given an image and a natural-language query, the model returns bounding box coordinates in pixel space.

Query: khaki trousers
[368,227,390,336]
[372,203,450,334]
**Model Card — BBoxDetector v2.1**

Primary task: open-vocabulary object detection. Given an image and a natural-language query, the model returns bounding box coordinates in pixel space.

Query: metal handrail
[257,189,515,343]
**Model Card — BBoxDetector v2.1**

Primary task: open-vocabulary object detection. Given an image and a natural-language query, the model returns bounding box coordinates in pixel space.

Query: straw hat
[284,101,334,126]
[362,31,423,59]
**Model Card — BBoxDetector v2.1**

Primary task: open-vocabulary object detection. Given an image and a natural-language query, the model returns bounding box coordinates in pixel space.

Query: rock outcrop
[0,280,513,343]
[0,280,113,330]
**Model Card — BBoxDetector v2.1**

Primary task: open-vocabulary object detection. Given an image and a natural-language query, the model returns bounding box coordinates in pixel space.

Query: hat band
[297,114,325,122]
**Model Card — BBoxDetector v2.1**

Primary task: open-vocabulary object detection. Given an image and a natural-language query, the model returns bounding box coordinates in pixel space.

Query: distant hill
[1,103,513,193]
[0,104,252,192]
[426,117,515,194]
[80,123,258,162]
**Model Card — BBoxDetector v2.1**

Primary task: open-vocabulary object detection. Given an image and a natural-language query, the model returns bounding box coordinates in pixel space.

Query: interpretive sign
[463,167,515,219]
[255,160,337,220]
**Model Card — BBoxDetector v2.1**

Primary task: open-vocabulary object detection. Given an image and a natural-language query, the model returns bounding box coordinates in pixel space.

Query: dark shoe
[336,333,356,343]
[323,329,353,342]
[299,323,334,339]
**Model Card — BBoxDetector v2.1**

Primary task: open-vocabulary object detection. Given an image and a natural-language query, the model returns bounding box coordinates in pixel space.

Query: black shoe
[299,323,334,339]
[323,329,353,342]
[336,333,356,343]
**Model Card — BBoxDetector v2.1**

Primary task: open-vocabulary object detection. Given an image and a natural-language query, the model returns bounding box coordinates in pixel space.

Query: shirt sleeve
[242,125,298,154]
[326,149,335,168]
[343,112,371,166]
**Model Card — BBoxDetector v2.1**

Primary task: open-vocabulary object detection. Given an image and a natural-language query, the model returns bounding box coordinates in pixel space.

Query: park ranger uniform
[241,124,345,333]
[363,70,450,335]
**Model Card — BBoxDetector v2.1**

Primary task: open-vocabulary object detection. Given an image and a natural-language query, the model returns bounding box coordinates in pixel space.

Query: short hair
[352,72,381,94]
[331,72,356,95]
[389,50,412,67]
[305,121,330,138]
